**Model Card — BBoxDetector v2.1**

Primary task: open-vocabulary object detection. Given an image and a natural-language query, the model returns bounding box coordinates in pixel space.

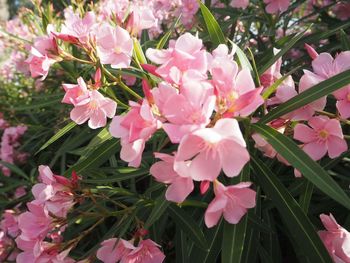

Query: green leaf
[299,181,314,213]
[176,231,189,263]
[340,29,350,50]
[0,161,29,180]
[251,156,332,263]
[64,138,120,176]
[259,69,350,123]
[82,168,148,184]
[190,219,223,263]
[156,15,182,49]
[144,194,170,229]
[133,37,147,65]
[199,1,226,47]
[222,165,250,263]
[258,27,309,75]
[168,204,208,250]
[252,123,350,210]
[230,41,253,72]
[36,122,77,154]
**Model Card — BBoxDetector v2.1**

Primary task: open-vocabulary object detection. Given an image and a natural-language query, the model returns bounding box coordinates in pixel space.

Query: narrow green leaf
[144,194,170,229]
[252,123,350,210]
[176,231,188,263]
[36,122,77,154]
[251,156,332,263]
[199,1,226,46]
[258,27,309,75]
[299,181,314,213]
[340,29,350,50]
[133,37,147,64]
[262,66,301,99]
[64,138,120,176]
[82,169,148,184]
[259,69,350,123]
[0,161,29,180]
[231,42,253,72]
[168,204,208,250]
[156,15,181,49]
[190,219,223,263]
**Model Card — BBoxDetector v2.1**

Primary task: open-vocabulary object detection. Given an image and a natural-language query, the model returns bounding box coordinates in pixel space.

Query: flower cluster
[97,238,165,263]
[15,166,78,262]
[0,116,27,176]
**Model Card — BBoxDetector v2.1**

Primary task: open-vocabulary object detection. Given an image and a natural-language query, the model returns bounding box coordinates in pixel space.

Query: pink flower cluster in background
[0,115,27,176]
[15,166,78,262]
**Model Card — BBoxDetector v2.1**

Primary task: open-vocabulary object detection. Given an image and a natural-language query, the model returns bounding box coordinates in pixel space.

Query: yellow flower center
[319,130,329,139]
[89,100,98,110]
[115,47,122,54]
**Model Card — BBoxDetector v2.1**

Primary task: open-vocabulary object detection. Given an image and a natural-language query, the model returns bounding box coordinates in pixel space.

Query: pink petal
[336,100,350,119]
[70,105,91,125]
[235,68,256,94]
[327,136,348,159]
[213,118,246,146]
[166,177,194,203]
[88,109,107,129]
[312,53,334,78]
[204,196,227,228]
[189,151,222,181]
[176,134,204,161]
[293,124,316,143]
[302,141,328,161]
[218,139,249,177]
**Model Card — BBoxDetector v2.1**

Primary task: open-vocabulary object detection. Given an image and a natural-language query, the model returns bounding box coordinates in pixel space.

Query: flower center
[347,93,350,102]
[318,130,329,139]
[115,46,122,54]
[89,100,98,110]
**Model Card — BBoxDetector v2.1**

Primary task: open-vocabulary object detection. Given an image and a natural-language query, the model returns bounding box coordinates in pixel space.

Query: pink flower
[318,214,350,263]
[333,3,350,21]
[62,77,90,105]
[1,210,19,238]
[294,116,347,161]
[97,238,135,263]
[96,23,133,69]
[302,51,350,119]
[64,78,117,129]
[263,0,290,14]
[25,47,56,80]
[31,165,75,217]
[146,33,209,84]
[150,152,194,203]
[179,0,199,27]
[109,100,161,167]
[210,45,263,117]
[17,203,52,240]
[152,80,216,143]
[17,244,75,263]
[230,0,249,8]
[126,6,157,35]
[204,181,256,228]
[57,7,96,44]
[122,239,165,263]
[175,118,249,181]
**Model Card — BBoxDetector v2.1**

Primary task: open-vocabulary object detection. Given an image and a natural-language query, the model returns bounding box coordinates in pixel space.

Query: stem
[317,111,350,125]
[101,66,142,100]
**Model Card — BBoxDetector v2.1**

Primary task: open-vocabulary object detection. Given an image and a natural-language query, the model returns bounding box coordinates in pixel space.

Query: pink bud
[304,43,318,60]
[200,181,210,195]
[94,68,102,88]
[142,79,154,104]
[141,64,161,78]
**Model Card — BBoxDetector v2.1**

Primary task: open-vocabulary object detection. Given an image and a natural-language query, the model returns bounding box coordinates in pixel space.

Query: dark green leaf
[168,204,208,250]
[199,1,226,46]
[251,156,332,263]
